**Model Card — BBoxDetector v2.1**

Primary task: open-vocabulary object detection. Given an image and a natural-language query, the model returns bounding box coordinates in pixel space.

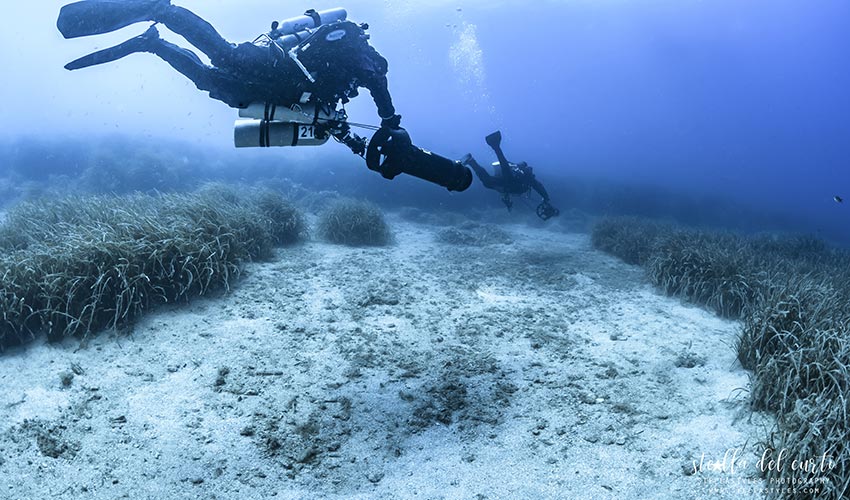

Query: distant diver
[56,1,472,192]
[461,131,559,220]
[835,195,844,204]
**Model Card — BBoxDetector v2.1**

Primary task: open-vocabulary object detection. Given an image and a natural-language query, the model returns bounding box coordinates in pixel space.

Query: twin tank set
[233,8,348,149]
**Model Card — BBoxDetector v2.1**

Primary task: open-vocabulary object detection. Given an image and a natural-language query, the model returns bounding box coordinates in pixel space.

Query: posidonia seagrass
[592,217,850,500]
[0,186,305,349]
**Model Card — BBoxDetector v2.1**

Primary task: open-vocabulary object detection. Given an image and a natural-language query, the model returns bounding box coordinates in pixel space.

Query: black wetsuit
[58,1,478,192]
[65,4,396,118]
[465,156,550,202]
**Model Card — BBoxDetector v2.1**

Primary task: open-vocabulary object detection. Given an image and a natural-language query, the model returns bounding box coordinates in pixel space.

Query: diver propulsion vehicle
[366,127,473,192]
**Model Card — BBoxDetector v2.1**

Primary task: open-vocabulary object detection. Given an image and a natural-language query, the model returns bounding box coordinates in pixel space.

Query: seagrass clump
[0,188,304,349]
[749,233,829,261]
[194,183,308,250]
[251,188,307,245]
[646,230,757,318]
[590,216,668,266]
[734,258,850,499]
[591,216,850,499]
[738,273,850,498]
[318,198,391,246]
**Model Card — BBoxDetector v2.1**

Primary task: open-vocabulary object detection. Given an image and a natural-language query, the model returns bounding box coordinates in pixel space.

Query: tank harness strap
[263,102,277,121]
[304,9,322,27]
[259,118,270,147]
[257,102,276,147]
[291,124,299,147]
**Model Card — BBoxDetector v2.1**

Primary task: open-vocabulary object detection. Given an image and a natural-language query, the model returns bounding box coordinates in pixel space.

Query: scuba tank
[234,103,342,148]
[234,120,329,147]
[269,8,348,49]
[275,8,347,36]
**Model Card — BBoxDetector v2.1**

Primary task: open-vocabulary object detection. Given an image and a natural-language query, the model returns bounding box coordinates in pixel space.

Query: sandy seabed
[0,212,772,499]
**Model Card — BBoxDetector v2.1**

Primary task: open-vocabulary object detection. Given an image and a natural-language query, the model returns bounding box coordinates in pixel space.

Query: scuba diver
[56,1,472,192]
[461,131,560,220]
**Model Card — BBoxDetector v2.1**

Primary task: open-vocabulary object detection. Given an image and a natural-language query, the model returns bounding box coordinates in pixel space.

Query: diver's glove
[380,114,402,130]
[536,200,560,221]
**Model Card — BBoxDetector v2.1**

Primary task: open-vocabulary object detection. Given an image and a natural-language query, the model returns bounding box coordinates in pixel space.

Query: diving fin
[57,0,169,39]
[485,130,502,149]
[65,25,159,70]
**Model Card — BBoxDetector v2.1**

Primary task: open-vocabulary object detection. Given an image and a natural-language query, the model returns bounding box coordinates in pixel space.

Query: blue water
[2,0,849,244]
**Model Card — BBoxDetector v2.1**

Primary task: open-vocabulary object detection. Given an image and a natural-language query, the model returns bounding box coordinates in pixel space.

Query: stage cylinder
[234,119,329,148]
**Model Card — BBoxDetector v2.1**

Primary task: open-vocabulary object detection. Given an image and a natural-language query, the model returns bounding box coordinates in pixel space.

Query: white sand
[0,213,771,499]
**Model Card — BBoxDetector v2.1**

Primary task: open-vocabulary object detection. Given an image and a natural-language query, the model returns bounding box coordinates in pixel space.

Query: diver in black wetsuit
[56,1,472,191]
[58,1,396,128]
[462,131,559,220]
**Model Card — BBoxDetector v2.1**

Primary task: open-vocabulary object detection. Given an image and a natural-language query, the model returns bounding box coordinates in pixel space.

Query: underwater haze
[4,2,850,498]
[2,0,850,241]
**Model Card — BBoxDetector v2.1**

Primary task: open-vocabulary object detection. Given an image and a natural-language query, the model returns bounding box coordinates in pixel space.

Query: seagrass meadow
[3,0,850,496]
[0,187,305,349]
[592,216,850,499]
[318,198,393,247]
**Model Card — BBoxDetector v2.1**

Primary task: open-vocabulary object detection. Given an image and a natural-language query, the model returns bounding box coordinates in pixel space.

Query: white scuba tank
[272,9,349,50]
[234,119,330,148]
[277,8,347,36]
[234,103,339,148]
